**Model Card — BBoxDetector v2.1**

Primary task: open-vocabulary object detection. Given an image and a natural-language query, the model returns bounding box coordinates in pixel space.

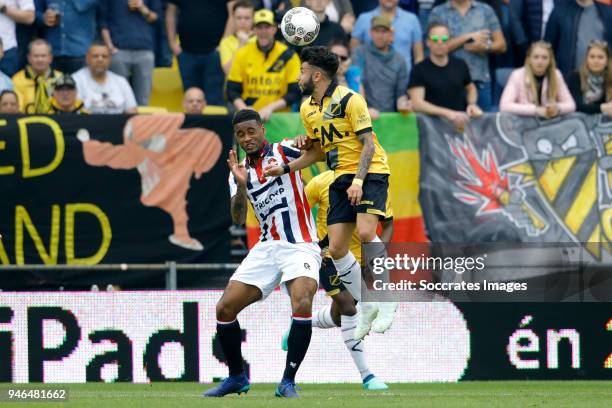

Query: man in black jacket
[544,0,612,79]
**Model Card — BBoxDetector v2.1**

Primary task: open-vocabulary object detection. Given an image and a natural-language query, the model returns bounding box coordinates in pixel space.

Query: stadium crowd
[0,0,609,118]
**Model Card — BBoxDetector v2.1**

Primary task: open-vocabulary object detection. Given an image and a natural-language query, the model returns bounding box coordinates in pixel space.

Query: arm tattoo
[231,185,248,224]
[356,132,375,180]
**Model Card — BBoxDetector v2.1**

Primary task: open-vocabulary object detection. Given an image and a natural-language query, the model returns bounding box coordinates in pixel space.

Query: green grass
[1,382,611,407]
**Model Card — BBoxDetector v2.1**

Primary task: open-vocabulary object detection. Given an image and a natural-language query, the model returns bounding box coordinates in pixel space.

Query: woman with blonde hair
[500,41,575,118]
[568,41,612,116]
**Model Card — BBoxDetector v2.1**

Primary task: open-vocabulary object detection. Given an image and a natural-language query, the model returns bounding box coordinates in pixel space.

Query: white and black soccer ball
[280,7,320,47]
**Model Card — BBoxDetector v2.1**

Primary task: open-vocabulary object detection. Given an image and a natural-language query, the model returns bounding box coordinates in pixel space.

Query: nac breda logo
[447,114,612,260]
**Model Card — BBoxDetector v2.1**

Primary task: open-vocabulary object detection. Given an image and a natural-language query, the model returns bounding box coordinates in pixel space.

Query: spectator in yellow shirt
[226,9,301,121]
[12,39,61,113]
[219,1,254,75]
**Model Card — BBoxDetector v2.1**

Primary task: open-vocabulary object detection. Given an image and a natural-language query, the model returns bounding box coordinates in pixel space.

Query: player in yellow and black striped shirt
[264,46,397,339]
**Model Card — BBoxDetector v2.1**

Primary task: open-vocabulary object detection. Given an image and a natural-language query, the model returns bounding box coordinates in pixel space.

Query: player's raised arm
[227,149,248,224]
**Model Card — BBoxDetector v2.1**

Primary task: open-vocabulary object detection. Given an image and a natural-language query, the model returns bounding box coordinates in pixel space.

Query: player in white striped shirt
[203,109,322,399]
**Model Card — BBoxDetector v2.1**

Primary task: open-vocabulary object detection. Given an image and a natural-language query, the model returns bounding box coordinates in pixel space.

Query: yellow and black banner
[418,113,612,264]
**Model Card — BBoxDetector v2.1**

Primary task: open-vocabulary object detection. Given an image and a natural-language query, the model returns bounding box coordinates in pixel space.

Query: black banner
[0,114,233,289]
[459,302,612,380]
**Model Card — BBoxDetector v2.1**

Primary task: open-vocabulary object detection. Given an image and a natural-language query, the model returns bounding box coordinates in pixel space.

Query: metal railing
[0,262,241,290]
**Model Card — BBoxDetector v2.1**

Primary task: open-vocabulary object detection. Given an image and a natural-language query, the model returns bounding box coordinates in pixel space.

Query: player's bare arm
[227,149,248,224]
[264,139,325,176]
[347,132,375,205]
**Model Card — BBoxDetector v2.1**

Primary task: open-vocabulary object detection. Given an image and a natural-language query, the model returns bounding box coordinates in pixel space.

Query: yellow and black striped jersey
[300,82,390,178]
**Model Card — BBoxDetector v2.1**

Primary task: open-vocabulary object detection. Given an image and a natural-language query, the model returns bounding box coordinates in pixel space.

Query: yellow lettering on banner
[15,205,60,265]
[65,203,112,265]
[0,119,15,175]
[0,238,9,264]
[602,208,612,242]
[18,116,65,178]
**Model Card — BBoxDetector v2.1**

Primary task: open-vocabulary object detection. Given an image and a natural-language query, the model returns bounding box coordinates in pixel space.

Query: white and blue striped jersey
[229,140,317,244]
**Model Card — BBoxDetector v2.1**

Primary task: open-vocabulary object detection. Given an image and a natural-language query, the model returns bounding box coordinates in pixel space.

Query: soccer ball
[280,7,320,46]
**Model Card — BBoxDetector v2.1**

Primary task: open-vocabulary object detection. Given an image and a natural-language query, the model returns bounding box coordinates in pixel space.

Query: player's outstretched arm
[347,132,375,205]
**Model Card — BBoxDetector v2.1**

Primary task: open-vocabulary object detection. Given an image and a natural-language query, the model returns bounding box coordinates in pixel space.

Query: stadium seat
[137,106,169,114]
[149,67,184,113]
[203,105,229,115]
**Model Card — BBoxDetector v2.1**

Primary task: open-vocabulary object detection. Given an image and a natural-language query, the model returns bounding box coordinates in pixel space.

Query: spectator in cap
[48,73,88,114]
[0,89,19,113]
[353,15,410,119]
[12,38,61,113]
[351,0,423,78]
[226,8,301,121]
[183,86,206,114]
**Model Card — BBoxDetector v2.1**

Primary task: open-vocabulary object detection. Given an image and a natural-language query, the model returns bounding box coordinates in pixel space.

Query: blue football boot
[202,372,250,397]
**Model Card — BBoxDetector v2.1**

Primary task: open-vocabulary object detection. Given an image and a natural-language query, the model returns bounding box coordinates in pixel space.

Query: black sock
[283,316,312,382]
[217,320,244,377]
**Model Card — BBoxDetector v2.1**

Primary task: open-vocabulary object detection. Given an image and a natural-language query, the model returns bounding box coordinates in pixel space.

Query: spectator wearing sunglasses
[428,0,506,112]
[409,23,482,131]
[500,41,575,118]
[544,0,612,79]
[568,40,612,116]
[353,15,410,119]
[331,42,364,96]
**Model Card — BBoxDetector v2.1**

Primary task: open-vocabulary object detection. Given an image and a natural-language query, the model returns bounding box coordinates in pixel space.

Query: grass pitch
[1,382,610,407]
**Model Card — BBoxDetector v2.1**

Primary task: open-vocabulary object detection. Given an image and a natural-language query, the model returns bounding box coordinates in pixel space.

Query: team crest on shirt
[267,157,278,167]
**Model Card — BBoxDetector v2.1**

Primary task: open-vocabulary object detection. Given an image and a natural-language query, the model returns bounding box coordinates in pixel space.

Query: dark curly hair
[232,108,262,126]
[300,46,339,79]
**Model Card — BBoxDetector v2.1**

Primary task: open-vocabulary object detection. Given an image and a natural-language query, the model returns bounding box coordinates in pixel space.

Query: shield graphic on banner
[497,115,612,259]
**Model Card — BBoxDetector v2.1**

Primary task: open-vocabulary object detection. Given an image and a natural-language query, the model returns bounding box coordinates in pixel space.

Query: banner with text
[1,291,610,382]
[0,114,233,289]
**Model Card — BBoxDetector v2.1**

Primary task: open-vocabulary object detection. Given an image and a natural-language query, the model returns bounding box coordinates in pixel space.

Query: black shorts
[327,173,389,226]
[319,257,346,296]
